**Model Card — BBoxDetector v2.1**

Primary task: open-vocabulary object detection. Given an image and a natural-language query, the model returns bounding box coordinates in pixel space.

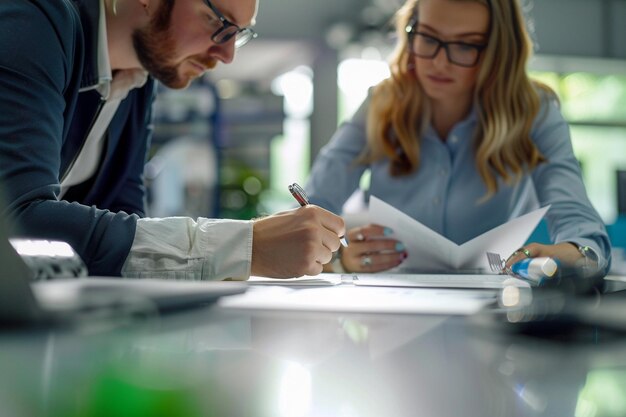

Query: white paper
[369,196,550,272]
[219,286,494,315]
[350,273,531,289]
[247,274,342,286]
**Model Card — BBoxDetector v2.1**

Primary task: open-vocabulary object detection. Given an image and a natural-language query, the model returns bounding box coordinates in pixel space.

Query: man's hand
[251,205,345,278]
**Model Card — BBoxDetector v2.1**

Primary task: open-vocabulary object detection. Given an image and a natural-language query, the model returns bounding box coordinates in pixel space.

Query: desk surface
[2,288,626,417]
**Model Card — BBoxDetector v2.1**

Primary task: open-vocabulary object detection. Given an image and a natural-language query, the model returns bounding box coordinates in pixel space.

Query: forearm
[7,197,138,276]
[122,217,252,281]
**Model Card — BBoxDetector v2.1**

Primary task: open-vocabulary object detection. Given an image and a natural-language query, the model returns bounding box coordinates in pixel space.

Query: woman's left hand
[504,242,584,269]
[339,224,408,273]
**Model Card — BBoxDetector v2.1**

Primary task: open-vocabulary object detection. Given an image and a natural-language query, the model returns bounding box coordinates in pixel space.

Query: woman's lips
[427,74,454,84]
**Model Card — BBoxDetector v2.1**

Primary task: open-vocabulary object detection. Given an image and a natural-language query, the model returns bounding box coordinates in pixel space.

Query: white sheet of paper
[219,286,494,315]
[350,273,531,289]
[247,274,342,286]
[369,196,550,272]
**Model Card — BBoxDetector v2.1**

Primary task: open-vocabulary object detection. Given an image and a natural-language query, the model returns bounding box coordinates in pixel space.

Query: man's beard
[132,1,217,89]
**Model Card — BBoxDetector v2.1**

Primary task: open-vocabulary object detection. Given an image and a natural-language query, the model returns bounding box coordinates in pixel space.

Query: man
[0,0,345,280]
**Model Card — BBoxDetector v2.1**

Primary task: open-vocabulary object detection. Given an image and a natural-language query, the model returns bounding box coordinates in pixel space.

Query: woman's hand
[337,224,407,273]
[504,242,587,269]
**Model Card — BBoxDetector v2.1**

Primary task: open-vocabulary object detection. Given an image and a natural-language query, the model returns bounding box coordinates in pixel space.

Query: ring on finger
[522,248,531,258]
[507,250,520,261]
[355,233,365,241]
[361,255,372,267]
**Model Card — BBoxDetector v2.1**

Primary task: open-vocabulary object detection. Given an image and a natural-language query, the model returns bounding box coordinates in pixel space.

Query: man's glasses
[408,31,486,67]
[203,0,257,48]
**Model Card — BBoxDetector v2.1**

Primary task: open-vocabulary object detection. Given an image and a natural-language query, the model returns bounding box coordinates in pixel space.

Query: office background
[7,4,626,416]
[147,0,626,247]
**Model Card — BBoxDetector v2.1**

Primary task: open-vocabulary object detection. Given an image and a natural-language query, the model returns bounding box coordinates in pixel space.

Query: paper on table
[351,273,531,289]
[247,274,342,286]
[369,196,550,272]
[219,286,494,315]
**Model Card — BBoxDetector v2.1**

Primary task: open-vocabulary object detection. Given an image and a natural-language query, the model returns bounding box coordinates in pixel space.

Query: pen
[288,183,348,247]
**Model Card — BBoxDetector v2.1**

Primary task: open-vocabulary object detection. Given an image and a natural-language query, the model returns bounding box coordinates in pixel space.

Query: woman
[305,0,610,275]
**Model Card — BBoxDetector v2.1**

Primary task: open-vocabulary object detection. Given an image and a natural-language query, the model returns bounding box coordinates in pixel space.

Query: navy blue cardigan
[0,0,156,275]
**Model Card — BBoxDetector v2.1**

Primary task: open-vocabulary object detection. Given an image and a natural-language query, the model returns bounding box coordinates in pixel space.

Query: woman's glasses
[409,31,486,67]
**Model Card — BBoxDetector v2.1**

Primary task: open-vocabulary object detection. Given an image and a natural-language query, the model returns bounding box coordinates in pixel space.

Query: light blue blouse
[305,95,611,271]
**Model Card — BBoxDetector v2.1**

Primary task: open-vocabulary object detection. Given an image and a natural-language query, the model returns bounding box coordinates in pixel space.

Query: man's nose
[210,39,236,64]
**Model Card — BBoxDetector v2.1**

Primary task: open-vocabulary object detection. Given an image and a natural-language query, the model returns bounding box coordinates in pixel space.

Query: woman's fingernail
[384,227,393,236]
[395,242,405,251]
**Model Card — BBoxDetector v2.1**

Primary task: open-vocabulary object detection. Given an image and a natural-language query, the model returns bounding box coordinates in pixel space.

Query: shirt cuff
[564,238,607,271]
[122,217,253,281]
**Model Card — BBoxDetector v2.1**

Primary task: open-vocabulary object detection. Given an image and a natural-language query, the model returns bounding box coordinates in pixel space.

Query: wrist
[568,242,599,270]
[577,245,599,265]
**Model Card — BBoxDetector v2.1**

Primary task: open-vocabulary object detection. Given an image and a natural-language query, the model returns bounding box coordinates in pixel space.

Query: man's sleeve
[122,217,253,281]
[0,1,138,276]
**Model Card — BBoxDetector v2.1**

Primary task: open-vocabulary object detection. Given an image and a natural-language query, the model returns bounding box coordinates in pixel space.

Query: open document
[369,196,550,272]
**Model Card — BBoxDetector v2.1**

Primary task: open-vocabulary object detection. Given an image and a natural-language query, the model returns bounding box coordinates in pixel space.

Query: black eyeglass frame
[409,31,486,67]
[405,17,487,68]
[203,0,258,48]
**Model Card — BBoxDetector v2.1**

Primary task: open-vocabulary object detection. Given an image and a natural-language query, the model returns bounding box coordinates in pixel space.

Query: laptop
[0,219,247,325]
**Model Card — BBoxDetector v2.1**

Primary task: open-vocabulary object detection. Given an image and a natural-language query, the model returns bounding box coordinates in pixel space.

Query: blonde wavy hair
[363,0,552,197]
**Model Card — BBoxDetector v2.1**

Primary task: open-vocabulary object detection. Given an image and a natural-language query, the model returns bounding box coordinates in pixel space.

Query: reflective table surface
[3,289,626,417]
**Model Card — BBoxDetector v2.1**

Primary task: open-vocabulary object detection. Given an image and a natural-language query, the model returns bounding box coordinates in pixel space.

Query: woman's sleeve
[531,97,612,273]
[305,99,371,215]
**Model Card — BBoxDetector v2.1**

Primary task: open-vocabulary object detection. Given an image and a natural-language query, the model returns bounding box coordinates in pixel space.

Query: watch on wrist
[578,245,598,260]
[577,244,599,269]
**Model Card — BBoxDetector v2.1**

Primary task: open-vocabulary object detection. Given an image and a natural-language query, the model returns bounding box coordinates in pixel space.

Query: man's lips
[189,61,207,74]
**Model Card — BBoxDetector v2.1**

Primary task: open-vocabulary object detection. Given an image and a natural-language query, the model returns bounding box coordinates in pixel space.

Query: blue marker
[510,257,558,285]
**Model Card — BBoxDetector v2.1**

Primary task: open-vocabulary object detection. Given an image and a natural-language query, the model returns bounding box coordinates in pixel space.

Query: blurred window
[532,71,626,223]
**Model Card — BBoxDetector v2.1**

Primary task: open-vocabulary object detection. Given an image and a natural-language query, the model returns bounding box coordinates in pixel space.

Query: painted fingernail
[384,227,393,236]
[395,242,405,251]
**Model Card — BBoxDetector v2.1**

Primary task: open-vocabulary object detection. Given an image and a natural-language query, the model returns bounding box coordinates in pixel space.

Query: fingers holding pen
[287,183,346,248]
[290,205,345,263]
[251,205,345,278]
[311,205,346,251]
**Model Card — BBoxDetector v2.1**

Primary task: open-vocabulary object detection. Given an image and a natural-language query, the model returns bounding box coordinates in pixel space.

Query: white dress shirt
[122,217,252,281]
